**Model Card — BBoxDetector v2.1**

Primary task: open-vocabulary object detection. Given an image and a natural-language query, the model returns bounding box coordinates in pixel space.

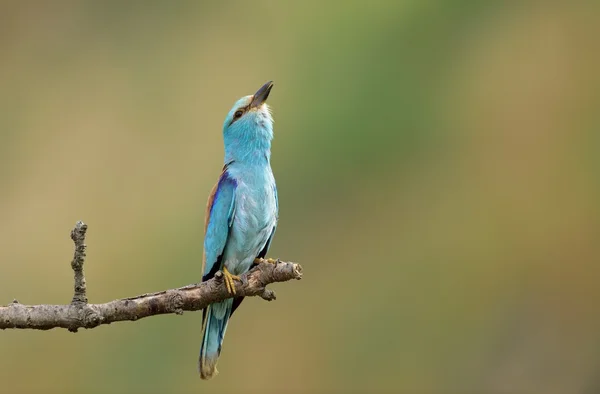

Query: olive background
[0,2,598,393]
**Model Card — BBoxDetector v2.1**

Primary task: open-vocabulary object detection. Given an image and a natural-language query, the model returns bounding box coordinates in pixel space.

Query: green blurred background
[1,1,599,393]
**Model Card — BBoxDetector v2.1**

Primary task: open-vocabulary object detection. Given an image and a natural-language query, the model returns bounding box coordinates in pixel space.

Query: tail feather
[199,299,233,380]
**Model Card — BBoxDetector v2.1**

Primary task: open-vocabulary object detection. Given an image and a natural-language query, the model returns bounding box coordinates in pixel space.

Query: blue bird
[199,81,278,379]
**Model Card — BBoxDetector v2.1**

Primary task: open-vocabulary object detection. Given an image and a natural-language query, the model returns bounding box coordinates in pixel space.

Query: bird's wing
[202,165,237,281]
[274,182,279,217]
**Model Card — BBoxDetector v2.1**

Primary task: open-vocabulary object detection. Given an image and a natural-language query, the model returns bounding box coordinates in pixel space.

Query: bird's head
[222,81,274,164]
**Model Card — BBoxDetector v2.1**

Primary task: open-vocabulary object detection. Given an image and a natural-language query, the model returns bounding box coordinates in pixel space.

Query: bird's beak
[250,81,273,109]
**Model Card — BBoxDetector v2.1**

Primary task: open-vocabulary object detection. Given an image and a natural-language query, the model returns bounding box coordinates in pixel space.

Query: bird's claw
[222,267,241,295]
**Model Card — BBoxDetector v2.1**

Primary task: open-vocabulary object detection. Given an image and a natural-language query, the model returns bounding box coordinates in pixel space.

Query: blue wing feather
[199,167,238,379]
[202,169,237,281]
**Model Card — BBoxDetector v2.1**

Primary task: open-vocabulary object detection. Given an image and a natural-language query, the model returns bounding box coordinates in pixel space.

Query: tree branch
[0,221,302,332]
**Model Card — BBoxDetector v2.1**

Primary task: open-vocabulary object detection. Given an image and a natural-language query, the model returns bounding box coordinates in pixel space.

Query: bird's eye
[234,110,243,119]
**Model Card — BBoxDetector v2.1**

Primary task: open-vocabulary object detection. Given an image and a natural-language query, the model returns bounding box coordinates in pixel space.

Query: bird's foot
[222,267,241,295]
[254,257,279,265]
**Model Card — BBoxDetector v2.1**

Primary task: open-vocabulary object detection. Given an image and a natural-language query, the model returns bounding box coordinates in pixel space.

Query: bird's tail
[199,298,233,380]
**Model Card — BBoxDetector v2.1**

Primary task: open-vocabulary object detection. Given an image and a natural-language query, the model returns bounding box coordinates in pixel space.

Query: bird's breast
[235,180,277,232]
[223,166,277,272]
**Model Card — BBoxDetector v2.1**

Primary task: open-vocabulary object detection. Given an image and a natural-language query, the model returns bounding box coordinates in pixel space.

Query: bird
[199,81,278,380]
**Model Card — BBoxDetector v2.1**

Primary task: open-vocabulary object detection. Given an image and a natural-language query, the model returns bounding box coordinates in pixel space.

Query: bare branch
[0,222,302,332]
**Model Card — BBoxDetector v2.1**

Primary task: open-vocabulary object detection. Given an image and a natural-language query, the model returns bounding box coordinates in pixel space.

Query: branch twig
[0,221,302,332]
[70,221,88,304]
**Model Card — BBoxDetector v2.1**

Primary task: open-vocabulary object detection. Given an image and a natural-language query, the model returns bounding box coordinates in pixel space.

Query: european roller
[199,81,278,379]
